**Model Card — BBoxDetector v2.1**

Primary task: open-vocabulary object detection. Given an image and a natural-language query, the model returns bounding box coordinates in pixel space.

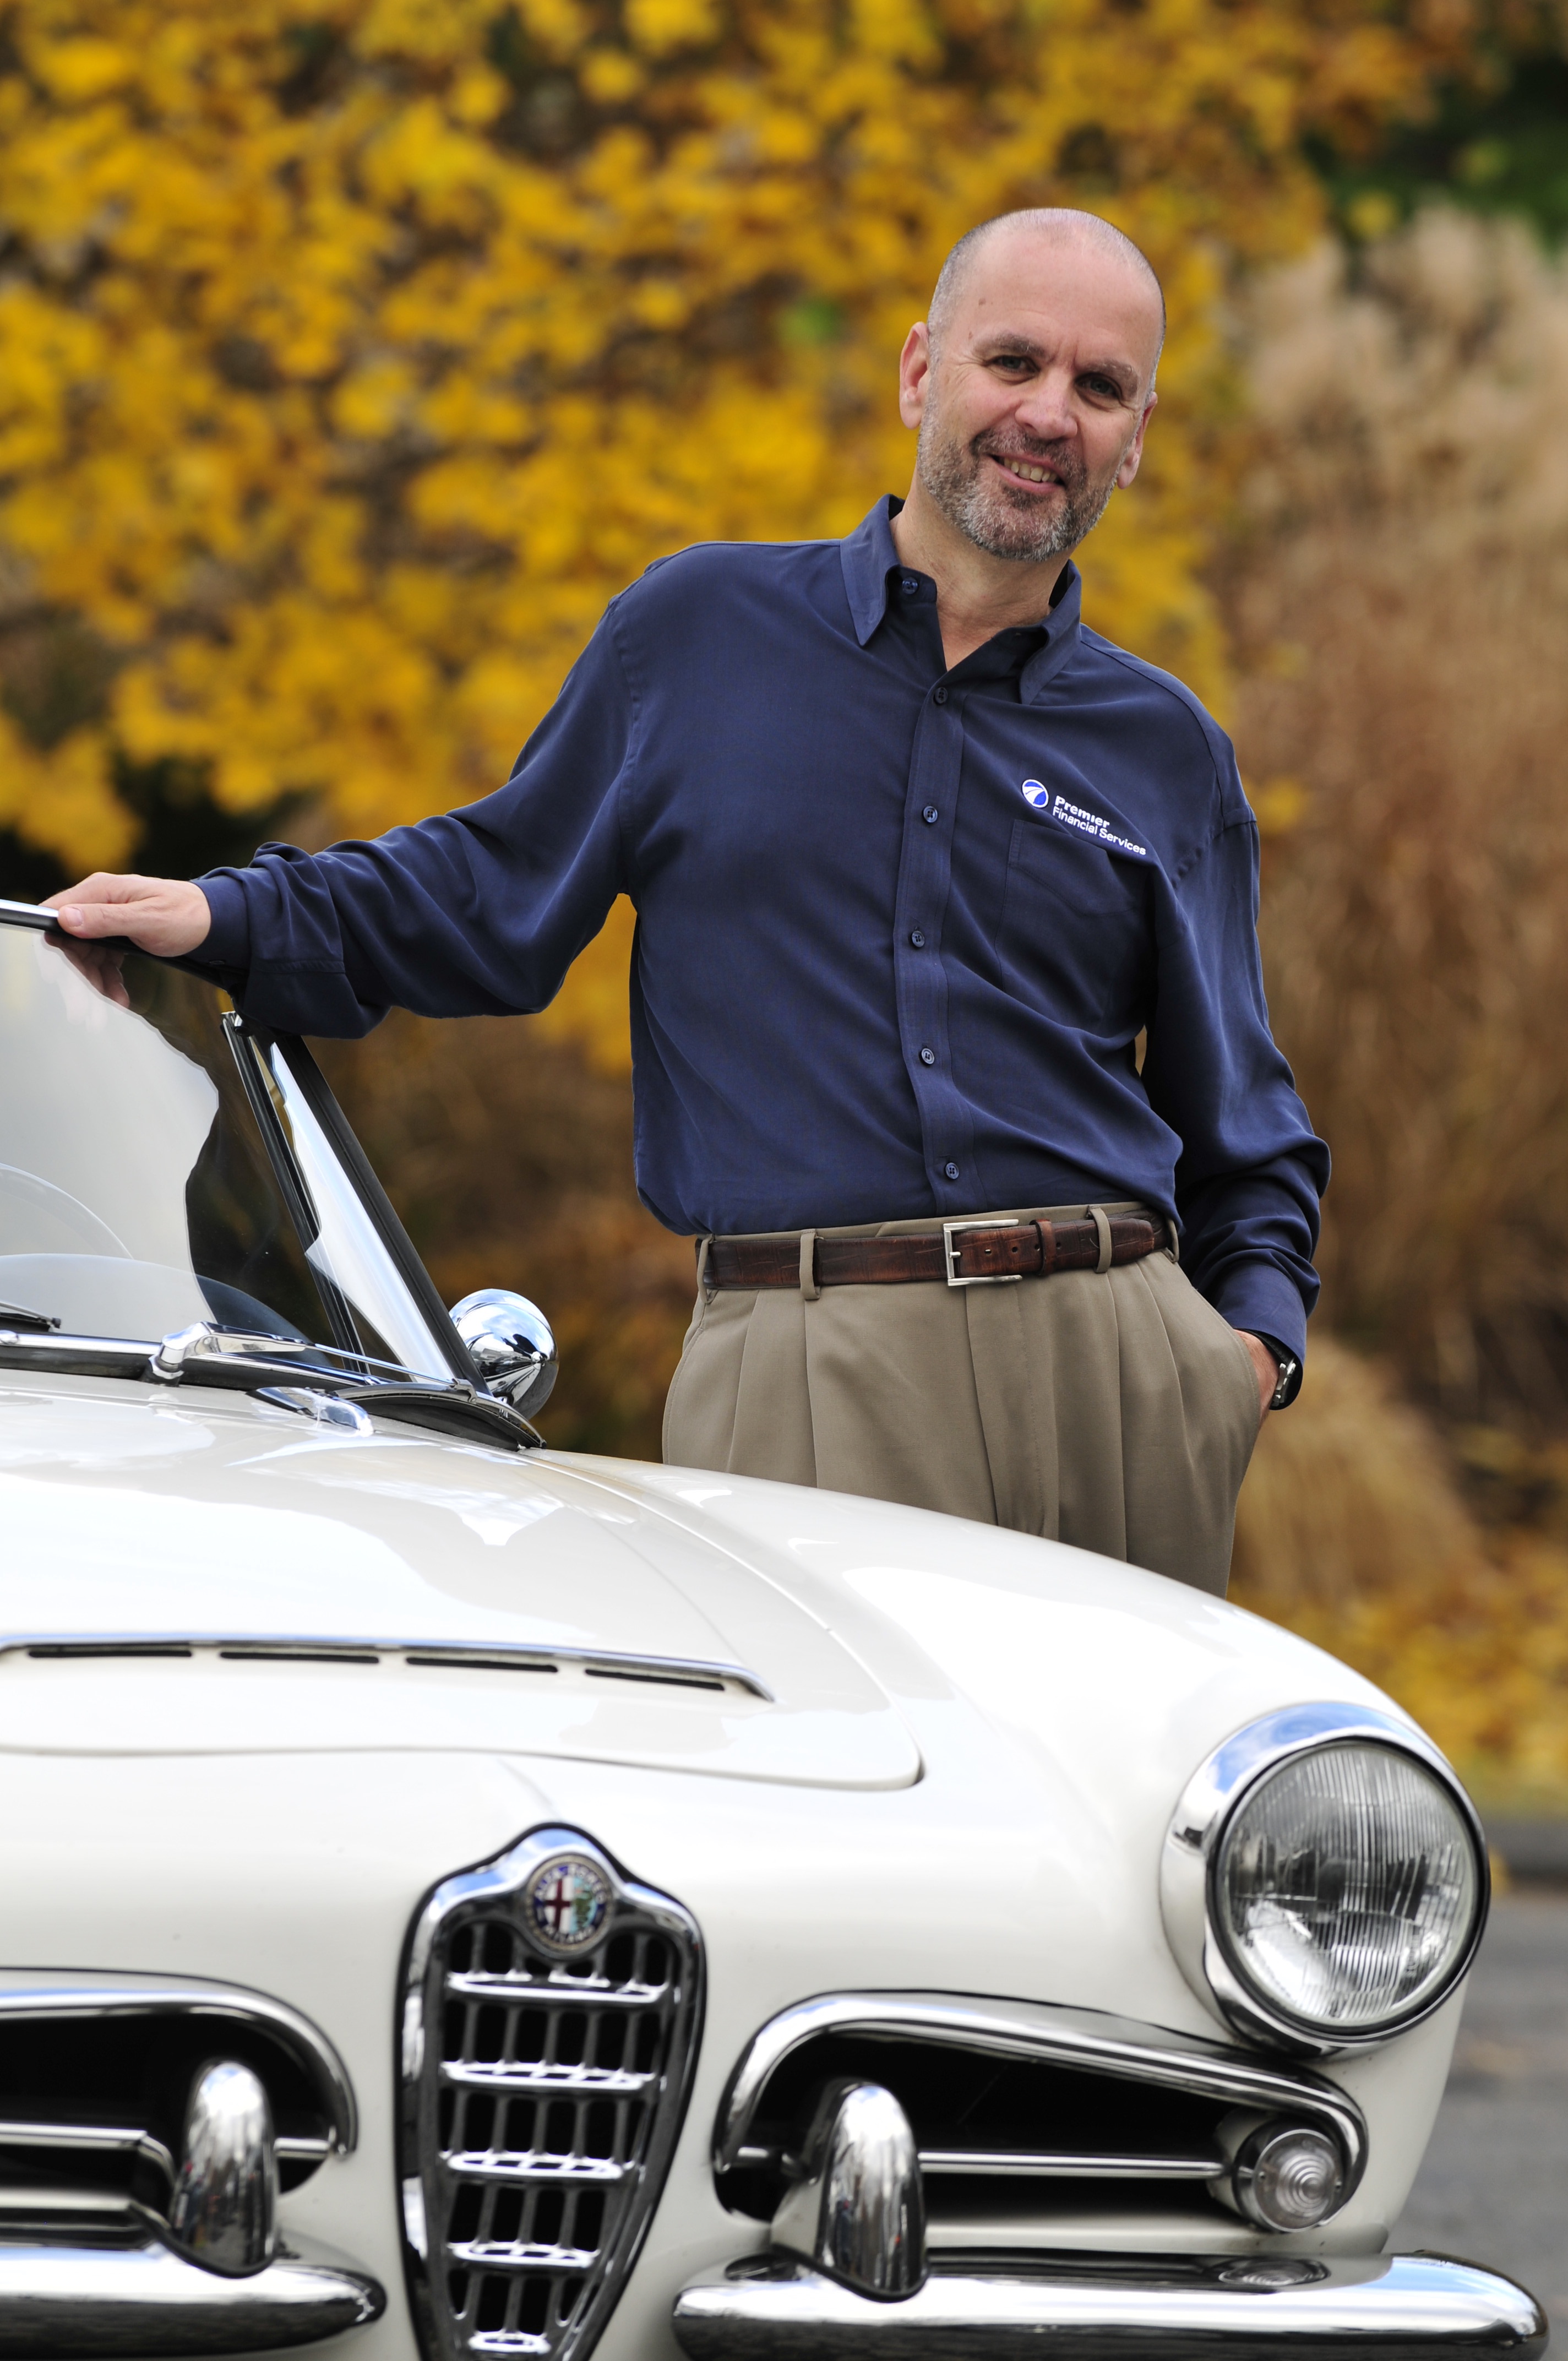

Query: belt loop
[1165,1216,1180,1263]
[1088,1205,1113,1275]
[1033,1216,1056,1274]
[695,1234,714,1297]
[799,1228,820,1302]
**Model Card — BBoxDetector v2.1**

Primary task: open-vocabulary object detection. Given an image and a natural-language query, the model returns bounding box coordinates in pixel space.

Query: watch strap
[1253,1332,1304,1410]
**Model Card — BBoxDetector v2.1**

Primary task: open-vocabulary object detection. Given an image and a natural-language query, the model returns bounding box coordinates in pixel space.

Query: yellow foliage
[1,0,1481,1064]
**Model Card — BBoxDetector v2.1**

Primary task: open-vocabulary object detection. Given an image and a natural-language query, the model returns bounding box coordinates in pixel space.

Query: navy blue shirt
[200,498,1327,1357]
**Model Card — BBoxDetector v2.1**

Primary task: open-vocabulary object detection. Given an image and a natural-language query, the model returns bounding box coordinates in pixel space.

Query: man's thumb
[55,901,119,937]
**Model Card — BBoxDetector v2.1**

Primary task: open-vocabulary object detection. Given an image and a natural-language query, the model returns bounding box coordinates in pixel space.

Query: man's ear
[1115,391,1158,489]
[898,323,932,431]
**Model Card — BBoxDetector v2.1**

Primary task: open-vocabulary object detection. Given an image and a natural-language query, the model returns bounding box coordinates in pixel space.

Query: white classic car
[0,893,1545,2361]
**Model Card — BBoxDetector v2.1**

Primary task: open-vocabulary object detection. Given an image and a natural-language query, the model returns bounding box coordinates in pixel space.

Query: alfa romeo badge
[525,1853,613,1954]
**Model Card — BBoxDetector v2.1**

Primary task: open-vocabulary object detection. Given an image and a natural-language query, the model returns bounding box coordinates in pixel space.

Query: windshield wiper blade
[0,1301,61,1333]
[331,1381,538,1451]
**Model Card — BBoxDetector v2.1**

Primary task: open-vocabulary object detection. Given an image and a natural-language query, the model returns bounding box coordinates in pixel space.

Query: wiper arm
[0,1323,538,1450]
[148,1324,539,1450]
[0,1301,60,1334]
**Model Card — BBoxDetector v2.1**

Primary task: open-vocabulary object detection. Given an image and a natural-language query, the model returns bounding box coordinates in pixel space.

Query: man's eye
[1082,376,1124,400]
[990,355,1033,373]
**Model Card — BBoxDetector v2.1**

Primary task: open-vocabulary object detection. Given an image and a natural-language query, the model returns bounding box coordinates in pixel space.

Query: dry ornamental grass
[1230,209,1568,1429]
[1227,210,1568,1804]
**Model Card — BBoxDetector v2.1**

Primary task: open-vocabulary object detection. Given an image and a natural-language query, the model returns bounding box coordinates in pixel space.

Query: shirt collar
[838,495,1083,695]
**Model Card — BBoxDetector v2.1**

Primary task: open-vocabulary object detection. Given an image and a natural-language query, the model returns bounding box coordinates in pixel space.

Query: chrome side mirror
[167,2060,277,2277]
[450,1289,558,1418]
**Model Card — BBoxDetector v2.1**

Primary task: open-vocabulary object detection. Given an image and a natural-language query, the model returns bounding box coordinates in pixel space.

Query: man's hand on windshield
[45,874,213,959]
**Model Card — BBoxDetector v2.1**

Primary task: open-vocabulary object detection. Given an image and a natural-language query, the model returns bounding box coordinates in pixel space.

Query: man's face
[903,229,1162,564]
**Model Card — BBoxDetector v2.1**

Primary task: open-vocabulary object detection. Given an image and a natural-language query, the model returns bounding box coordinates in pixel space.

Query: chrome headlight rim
[1161,1702,1490,2055]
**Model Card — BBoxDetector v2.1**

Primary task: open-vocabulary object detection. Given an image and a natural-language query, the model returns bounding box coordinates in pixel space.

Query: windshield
[0,914,458,1381]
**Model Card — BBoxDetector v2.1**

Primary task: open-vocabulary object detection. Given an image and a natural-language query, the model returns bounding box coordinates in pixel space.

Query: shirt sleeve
[195,608,636,1038]
[1141,806,1329,1363]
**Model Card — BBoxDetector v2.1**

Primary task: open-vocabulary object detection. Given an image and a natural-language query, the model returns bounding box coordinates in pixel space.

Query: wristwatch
[1253,1333,1303,1411]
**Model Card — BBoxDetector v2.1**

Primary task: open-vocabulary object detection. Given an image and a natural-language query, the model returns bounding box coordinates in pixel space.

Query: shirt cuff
[196,871,252,966]
[1208,1263,1309,1367]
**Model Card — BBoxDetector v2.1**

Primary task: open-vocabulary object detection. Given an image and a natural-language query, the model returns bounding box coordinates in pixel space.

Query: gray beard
[916,405,1118,562]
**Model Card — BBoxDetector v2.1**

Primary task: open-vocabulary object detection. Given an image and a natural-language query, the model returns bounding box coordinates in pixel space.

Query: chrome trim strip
[0,2228,384,2355]
[0,1974,356,2156]
[449,2241,598,2275]
[671,2253,1548,2360]
[1,1634,772,1700]
[713,1993,1366,2197]
[0,2121,175,2180]
[918,2146,1223,2179]
[442,2062,657,2093]
[442,2156,630,2186]
[1160,1703,1490,2055]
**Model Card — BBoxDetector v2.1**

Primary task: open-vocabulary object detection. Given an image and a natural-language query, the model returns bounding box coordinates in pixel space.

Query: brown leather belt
[706,1211,1167,1291]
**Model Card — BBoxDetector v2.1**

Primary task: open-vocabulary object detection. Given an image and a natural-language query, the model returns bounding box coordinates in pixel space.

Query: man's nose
[1013,370,1079,442]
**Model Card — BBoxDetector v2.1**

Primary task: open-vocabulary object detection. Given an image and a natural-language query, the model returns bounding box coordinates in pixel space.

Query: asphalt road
[1392,1890,1568,2333]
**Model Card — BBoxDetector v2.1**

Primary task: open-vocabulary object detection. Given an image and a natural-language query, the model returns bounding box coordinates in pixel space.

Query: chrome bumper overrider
[672,2250,1548,2360]
[0,2230,384,2355]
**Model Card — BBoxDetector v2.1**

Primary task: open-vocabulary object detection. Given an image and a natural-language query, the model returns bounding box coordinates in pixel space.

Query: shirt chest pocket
[995,815,1152,1035]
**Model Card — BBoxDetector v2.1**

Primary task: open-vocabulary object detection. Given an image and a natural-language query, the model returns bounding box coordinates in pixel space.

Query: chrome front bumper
[672,2250,1548,2359]
[0,2231,384,2355]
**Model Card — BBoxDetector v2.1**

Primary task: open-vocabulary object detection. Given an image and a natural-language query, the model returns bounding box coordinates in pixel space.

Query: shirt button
[933,685,949,705]
[919,1046,936,1065]
[909,928,925,948]
[944,1162,960,1180]
[901,577,919,595]
[922,805,939,824]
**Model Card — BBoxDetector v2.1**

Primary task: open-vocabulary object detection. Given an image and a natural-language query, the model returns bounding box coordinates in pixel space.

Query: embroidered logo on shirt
[1021,780,1147,859]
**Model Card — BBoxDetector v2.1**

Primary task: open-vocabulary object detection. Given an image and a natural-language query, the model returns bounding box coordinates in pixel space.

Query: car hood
[0,1375,926,1786]
[0,1374,1400,1799]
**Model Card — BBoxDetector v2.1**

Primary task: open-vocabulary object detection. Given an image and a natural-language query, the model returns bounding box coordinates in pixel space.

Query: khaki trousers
[661,1203,1262,1596]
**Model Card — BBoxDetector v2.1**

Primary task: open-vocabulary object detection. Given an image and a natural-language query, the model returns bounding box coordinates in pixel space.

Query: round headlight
[1162,1706,1489,2052]
[1215,1741,1481,2037]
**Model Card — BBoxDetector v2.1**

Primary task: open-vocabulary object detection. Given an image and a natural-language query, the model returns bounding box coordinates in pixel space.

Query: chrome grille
[401,1826,702,2361]
[714,1993,1367,2244]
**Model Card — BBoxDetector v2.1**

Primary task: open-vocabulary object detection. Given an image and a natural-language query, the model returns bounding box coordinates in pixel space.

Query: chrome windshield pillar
[770,2082,924,2301]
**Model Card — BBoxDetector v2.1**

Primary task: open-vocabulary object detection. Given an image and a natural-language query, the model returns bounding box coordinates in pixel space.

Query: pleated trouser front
[661,1202,1262,1596]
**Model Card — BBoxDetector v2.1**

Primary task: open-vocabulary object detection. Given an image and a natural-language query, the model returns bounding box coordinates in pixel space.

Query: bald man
[50,209,1326,1595]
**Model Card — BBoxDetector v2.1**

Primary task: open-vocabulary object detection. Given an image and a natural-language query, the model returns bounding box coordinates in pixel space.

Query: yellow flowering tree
[1,0,1479,1060]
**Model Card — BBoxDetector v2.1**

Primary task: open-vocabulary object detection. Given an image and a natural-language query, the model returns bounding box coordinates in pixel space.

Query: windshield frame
[0,900,486,1394]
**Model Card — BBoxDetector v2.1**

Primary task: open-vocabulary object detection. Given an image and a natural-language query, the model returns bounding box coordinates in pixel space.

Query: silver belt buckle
[943,1217,1023,1287]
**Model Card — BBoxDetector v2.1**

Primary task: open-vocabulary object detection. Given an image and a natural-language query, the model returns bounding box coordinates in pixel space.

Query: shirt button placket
[893,679,972,1209]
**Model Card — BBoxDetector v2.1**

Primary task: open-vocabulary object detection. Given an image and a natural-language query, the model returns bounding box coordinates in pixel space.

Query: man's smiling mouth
[989,454,1063,488]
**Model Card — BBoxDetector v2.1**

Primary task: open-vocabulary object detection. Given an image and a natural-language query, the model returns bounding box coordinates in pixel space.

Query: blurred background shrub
[4,0,1568,1801]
